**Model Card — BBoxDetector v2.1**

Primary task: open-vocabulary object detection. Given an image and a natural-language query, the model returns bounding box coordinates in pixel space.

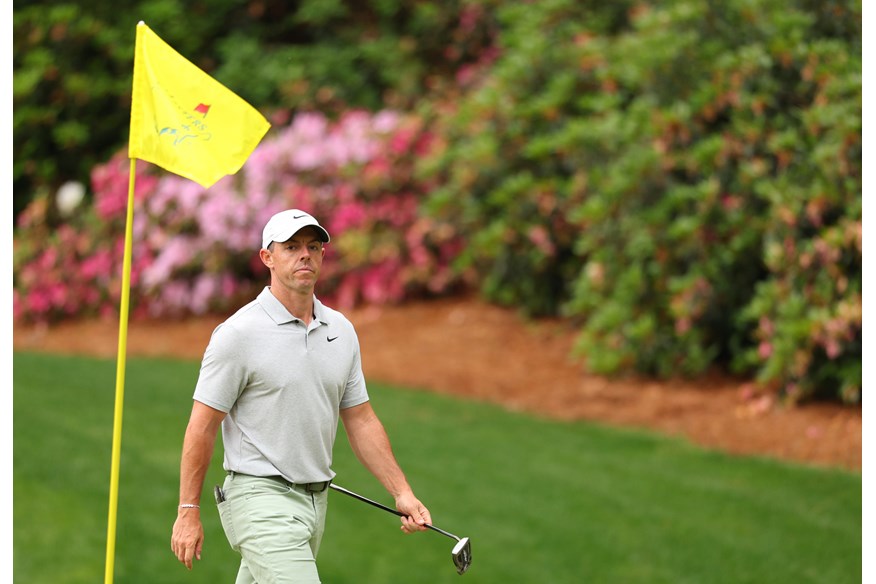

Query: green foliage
[214,0,496,112]
[14,4,131,219]
[13,0,496,220]
[13,352,863,583]
[421,0,861,400]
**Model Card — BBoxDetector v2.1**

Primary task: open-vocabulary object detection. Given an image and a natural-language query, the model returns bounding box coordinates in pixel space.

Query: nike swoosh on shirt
[327,336,338,342]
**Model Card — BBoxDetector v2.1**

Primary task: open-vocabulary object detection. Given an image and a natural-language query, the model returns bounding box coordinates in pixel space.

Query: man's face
[261,227,326,293]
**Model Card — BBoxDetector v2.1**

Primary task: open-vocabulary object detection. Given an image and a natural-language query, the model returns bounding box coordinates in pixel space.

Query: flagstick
[104,158,137,584]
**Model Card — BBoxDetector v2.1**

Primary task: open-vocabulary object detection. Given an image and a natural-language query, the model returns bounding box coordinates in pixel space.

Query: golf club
[329,483,472,575]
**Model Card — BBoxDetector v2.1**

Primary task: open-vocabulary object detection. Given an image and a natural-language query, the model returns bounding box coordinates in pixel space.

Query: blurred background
[13,0,861,403]
[12,1,862,582]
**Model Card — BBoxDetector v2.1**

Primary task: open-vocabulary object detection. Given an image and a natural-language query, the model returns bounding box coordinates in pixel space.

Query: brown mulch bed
[14,296,861,471]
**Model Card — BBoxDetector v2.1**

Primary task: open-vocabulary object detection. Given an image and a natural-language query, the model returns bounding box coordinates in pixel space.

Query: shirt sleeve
[339,328,370,409]
[193,323,248,412]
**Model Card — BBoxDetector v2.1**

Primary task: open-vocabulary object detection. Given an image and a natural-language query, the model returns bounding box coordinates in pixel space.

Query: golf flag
[106,23,269,584]
[129,21,270,187]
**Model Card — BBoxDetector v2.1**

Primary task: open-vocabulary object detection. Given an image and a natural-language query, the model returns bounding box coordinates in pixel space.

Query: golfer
[171,209,431,582]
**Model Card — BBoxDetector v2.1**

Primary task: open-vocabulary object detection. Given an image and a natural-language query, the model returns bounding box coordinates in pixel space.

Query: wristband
[179,504,200,509]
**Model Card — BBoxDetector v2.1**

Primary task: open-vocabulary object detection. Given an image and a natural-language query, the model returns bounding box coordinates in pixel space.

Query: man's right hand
[171,508,204,570]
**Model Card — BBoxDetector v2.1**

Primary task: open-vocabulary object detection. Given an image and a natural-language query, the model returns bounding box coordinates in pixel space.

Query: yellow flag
[129,22,270,188]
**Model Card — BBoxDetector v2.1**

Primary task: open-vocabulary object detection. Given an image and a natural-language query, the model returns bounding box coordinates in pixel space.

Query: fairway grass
[14,352,861,583]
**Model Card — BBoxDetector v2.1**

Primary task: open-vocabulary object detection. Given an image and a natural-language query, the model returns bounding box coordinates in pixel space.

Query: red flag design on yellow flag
[128,22,270,188]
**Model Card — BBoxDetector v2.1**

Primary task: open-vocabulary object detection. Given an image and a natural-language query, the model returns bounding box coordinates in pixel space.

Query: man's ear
[259,248,273,269]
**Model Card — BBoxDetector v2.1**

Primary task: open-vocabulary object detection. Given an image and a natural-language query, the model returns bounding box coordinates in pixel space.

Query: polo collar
[258,287,330,326]
[312,296,330,326]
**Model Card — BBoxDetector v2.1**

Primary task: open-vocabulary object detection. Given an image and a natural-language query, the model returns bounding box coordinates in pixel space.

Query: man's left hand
[395,492,431,534]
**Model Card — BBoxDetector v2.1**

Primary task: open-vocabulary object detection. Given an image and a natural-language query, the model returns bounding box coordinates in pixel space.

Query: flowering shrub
[420,0,861,402]
[13,110,466,323]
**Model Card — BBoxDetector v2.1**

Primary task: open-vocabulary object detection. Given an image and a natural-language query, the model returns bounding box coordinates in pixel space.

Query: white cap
[262,209,331,249]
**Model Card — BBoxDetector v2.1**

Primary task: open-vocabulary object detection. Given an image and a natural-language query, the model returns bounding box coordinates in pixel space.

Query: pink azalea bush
[13,110,467,324]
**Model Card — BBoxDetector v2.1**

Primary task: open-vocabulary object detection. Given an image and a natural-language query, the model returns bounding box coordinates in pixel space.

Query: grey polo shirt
[193,287,369,483]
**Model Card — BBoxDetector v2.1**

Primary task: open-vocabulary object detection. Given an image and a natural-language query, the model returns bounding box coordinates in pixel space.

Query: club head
[451,537,472,575]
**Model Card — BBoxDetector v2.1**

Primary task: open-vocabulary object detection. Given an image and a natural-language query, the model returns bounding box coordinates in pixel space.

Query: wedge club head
[451,536,472,575]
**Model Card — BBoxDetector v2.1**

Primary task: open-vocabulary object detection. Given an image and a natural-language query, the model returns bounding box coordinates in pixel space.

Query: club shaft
[329,483,459,541]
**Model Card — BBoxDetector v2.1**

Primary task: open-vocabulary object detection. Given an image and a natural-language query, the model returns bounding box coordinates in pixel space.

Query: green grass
[14,352,861,583]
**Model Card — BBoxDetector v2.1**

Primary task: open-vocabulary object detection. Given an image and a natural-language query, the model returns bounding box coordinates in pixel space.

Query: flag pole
[104,157,137,584]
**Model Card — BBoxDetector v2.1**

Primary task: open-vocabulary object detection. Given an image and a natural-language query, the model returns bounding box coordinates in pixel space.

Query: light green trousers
[218,473,329,584]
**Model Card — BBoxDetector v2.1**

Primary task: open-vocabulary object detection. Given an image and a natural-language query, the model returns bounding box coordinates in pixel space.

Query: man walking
[171,209,431,582]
